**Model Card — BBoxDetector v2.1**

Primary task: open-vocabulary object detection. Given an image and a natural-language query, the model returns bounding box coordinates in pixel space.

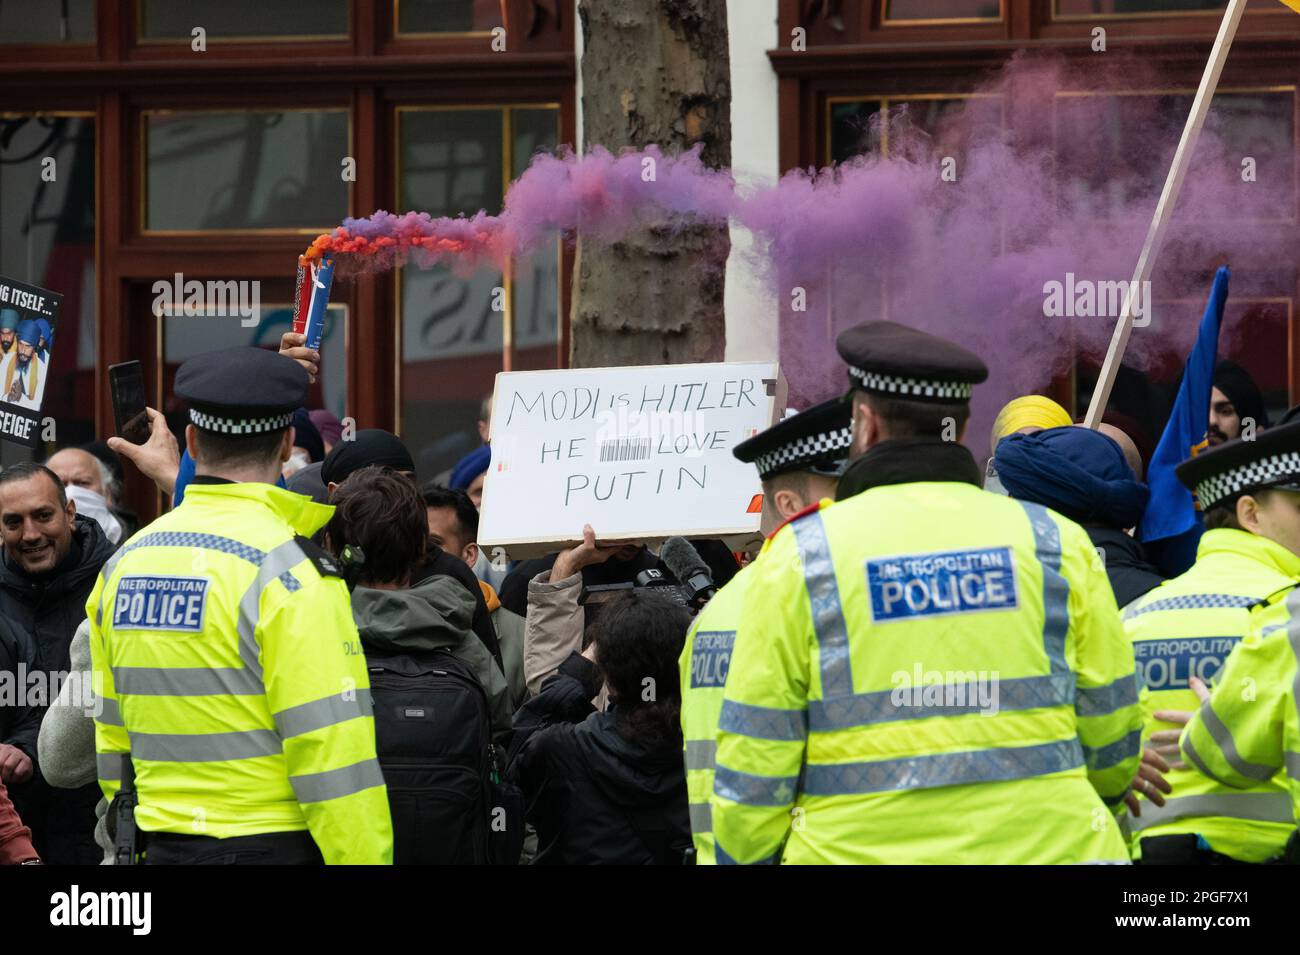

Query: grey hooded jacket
[351,575,513,735]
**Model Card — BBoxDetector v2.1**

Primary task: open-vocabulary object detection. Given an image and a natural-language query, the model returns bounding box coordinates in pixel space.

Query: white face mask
[283,448,311,478]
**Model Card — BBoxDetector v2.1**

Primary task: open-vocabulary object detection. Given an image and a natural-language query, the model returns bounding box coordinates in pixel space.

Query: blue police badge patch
[113,576,209,632]
[1133,636,1241,692]
[690,630,736,688]
[867,547,1018,623]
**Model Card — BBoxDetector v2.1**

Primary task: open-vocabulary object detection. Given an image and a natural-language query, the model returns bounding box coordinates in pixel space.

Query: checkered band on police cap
[1194,450,1300,510]
[754,425,852,478]
[189,408,295,435]
[848,366,973,401]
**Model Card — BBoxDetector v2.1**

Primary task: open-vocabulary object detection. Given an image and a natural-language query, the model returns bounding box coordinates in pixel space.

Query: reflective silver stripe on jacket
[713,765,800,807]
[800,737,1084,796]
[289,758,386,803]
[129,728,283,763]
[96,696,123,727]
[1197,701,1277,781]
[97,530,305,631]
[273,689,373,740]
[1289,589,1300,782]
[808,672,1075,731]
[96,752,128,781]
[1015,501,1070,675]
[718,699,807,741]
[1181,733,1233,788]
[237,538,310,679]
[689,802,713,834]
[1082,728,1142,771]
[1130,791,1295,833]
[1075,673,1139,718]
[792,510,854,698]
[113,665,264,697]
[684,739,717,772]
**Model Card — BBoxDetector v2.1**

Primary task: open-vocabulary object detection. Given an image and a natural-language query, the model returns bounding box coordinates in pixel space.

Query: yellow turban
[990,395,1072,451]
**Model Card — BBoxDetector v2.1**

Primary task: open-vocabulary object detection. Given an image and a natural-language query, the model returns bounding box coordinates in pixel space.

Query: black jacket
[509,653,690,865]
[0,516,115,675]
[1086,526,1166,611]
[0,517,112,866]
[0,616,41,760]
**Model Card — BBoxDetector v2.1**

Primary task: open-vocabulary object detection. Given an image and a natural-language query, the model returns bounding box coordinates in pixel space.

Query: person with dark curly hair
[508,589,692,865]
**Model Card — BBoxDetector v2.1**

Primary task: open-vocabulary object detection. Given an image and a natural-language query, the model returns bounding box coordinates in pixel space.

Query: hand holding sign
[549,524,628,583]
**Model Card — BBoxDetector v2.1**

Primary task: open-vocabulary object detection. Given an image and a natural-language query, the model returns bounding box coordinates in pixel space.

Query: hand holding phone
[109,361,150,445]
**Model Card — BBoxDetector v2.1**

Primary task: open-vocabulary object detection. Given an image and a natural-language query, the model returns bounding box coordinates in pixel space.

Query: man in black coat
[0,617,42,794]
[0,463,114,864]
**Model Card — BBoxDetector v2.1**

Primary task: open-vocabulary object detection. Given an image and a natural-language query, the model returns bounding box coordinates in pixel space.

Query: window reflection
[145,110,350,232]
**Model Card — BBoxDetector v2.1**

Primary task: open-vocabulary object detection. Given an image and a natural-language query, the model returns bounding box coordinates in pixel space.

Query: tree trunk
[572,0,731,367]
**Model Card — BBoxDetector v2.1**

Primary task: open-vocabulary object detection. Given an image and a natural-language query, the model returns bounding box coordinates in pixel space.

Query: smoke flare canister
[291,257,311,338]
[299,256,335,352]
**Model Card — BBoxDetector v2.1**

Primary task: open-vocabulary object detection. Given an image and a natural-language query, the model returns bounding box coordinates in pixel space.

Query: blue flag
[1137,266,1230,572]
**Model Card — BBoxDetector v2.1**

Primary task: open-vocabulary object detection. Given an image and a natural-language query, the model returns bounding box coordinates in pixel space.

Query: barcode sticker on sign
[599,437,651,462]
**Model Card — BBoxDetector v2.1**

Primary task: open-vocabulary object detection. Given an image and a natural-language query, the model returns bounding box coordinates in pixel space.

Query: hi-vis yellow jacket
[712,482,1143,864]
[1122,528,1297,862]
[88,481,393,864]
[680,560,758,865]
[1182,583,1300,841]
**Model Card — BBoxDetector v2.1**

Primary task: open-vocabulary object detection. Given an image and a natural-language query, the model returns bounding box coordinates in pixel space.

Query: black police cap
[733,398,852,481]
[175,346,308,435]
[1175,419,1300,511]
[836,320,988,403]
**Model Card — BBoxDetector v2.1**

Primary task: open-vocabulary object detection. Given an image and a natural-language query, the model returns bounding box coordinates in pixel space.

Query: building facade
[2,0,1297,517]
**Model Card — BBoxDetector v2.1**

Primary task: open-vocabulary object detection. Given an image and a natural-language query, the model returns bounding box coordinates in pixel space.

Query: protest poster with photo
[479,361,785,557]
[0,275,62,448]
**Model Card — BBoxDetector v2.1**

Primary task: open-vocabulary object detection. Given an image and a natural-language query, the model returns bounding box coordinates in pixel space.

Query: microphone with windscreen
[660,537,719,610]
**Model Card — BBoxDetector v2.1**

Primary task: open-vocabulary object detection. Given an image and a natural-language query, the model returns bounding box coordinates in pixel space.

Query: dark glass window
[0,0,94,43]
[396,0,504,34]
[885,0,1001,21]
[144,110,350,232]
[139,0,348,39]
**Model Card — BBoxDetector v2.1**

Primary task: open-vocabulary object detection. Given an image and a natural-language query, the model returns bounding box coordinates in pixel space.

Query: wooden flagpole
[1083,0,1250,428]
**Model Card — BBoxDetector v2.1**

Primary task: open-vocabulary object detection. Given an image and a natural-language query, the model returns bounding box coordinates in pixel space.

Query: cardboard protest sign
[0,275,62,448]
[478,361,785,557]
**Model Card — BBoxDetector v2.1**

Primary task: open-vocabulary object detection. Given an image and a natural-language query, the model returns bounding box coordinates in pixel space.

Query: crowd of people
[0,319,1298,866]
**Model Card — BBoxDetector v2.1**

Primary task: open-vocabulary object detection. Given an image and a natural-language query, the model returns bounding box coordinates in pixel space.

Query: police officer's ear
[1236,493,1265,535]
[851,393,882,450]
[63,494,76,525]
[278,426,296,464]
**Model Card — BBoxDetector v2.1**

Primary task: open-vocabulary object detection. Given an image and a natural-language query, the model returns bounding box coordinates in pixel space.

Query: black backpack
[367,648,522,865]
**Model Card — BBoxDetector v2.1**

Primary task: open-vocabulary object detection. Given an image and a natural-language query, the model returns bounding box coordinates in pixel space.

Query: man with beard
[0,463,113,864]
[0,320,48,410]
[0,309,17,358]
[1209,360,1268,447]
